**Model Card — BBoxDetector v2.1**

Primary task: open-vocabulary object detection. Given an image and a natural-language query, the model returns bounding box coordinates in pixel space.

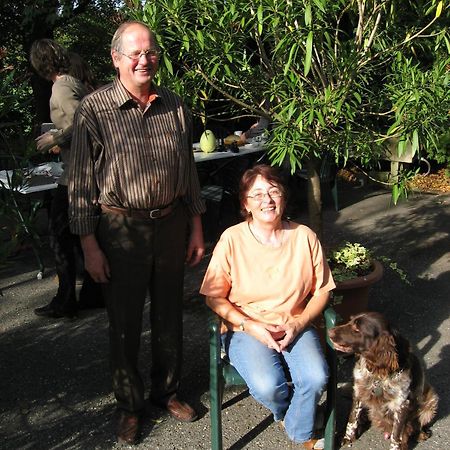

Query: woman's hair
[239,164,288,219]
[68,52,96,92]
[30,39,70,80]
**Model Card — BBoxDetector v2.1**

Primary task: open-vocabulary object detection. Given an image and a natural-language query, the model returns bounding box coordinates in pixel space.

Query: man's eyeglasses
[117,49,160,61]
[247,187,282,202]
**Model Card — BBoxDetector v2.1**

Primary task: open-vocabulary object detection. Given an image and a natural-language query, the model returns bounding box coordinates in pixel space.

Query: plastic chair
[209,307,337,450]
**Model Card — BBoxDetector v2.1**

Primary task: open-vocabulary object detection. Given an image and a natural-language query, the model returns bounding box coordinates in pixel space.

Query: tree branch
[357,11,442,69]
[356,0,365,50]
[195,65,271,120]
[255,33,275,78]
[365,10,382,50]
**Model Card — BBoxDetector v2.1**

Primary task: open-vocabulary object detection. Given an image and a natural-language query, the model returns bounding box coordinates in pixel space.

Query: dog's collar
[370,369,404,396]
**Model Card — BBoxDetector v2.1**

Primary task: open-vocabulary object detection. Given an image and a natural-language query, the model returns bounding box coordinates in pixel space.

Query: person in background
[68,51,97,92]
[30,39,103,318]
[68,21,205,445]
[240,115,270,144]
[200,164,335,450]
[240,99,271,144]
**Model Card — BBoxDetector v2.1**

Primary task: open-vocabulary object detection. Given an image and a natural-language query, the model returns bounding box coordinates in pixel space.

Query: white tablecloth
[193,142,265,163]
[0,162,62,194]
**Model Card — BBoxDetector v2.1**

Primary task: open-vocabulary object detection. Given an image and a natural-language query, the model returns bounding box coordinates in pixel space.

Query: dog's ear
[365,332,399,376]
[391,327,410,367]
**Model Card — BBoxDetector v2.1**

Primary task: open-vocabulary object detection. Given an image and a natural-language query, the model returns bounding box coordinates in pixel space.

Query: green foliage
[0,147,43,269]
[378,255,410,285]
[54,0,124,85]
[1,0,126,140]
[0,54,34,136]
[328,241,410,284]
[0,50,42,267]
[329,242,373,282]
[0,69,42,263]
[0,0,127,269]
[385,56,450,167]
[435,131,450,174]
[127,0,449,191]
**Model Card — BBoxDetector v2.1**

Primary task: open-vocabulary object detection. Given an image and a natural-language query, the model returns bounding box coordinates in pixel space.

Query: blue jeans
[222,327,328,443]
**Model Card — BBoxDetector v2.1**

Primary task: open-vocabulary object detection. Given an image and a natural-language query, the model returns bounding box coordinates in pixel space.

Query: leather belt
[101,200,178,220]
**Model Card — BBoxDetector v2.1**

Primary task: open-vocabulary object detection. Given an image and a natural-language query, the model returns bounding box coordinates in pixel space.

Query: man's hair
[30,39,70,80]
[111,21,157,53]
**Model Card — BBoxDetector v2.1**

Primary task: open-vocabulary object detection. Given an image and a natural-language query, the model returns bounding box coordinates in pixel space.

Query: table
[0,162,62,279]
[0,144,266,192]
[0,162,62,194]
[193,141,265,163]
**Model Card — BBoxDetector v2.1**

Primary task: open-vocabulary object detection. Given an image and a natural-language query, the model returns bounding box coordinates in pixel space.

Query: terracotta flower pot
[332,260,384,323]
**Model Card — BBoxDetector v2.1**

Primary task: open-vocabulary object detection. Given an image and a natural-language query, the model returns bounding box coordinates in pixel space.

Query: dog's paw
[418,427,432,441]
[341,437,355,447]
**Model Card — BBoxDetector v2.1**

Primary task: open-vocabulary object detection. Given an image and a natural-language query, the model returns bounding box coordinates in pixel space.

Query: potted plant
[328,242,408,322]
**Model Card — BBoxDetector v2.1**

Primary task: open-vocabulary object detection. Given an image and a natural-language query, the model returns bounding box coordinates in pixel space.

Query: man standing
[69,21,205,445]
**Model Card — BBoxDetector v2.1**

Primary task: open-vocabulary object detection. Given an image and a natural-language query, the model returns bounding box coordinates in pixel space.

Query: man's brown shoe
[157,395,198,422]
[117,411,140,445]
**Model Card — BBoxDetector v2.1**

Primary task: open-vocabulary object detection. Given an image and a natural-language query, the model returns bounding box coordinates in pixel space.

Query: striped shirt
[68,78,205,235]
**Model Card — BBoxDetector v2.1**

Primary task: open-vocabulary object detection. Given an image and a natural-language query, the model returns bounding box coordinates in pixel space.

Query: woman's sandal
[280,421,324,449]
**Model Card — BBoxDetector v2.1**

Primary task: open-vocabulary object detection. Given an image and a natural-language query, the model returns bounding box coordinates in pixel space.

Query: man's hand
[186,214,205,266]
[35,132,55,153]
[80,234,110,283]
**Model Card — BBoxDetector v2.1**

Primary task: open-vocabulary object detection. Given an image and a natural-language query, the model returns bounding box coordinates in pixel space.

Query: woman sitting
[200,164,335,449]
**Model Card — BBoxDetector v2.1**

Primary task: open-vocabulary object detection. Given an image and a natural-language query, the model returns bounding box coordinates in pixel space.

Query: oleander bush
[127,0,449,237]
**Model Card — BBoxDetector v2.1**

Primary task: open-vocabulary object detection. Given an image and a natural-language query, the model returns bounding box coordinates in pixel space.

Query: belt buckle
[149,208,161,219]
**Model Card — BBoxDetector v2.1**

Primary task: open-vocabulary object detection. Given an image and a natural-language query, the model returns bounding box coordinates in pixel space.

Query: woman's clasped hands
[244,317,307,352]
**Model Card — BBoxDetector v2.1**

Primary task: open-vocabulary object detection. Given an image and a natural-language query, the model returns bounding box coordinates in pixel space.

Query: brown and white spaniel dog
[328,312,438,450]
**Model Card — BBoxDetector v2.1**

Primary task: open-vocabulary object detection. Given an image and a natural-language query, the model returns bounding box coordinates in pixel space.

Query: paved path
[0,184,448,449]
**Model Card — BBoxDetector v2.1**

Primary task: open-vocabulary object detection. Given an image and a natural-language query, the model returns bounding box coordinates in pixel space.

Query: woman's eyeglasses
[247,187,282,202]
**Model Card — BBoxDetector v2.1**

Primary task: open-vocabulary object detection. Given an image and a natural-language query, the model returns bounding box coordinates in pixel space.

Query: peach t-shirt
[200,221,335,326]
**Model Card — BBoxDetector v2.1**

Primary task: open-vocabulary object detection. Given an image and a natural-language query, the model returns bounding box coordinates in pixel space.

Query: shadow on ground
[0,183,448,449]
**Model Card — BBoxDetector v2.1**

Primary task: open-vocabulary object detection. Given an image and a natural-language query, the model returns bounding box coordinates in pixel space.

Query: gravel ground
[0,183,449,450]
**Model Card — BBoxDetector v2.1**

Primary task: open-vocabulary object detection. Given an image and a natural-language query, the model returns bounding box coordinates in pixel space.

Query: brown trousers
[97,204,188,412]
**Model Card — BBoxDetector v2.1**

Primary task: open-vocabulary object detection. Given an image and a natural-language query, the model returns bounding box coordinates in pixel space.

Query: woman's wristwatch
[239,318,248,331]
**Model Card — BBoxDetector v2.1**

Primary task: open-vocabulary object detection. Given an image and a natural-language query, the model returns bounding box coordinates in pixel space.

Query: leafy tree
[0,59,43,269]
[127,0,449,237]
[55,0,127,86]
[1,1,91,124]
[0,1,126,268]
[0,0,125,128]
